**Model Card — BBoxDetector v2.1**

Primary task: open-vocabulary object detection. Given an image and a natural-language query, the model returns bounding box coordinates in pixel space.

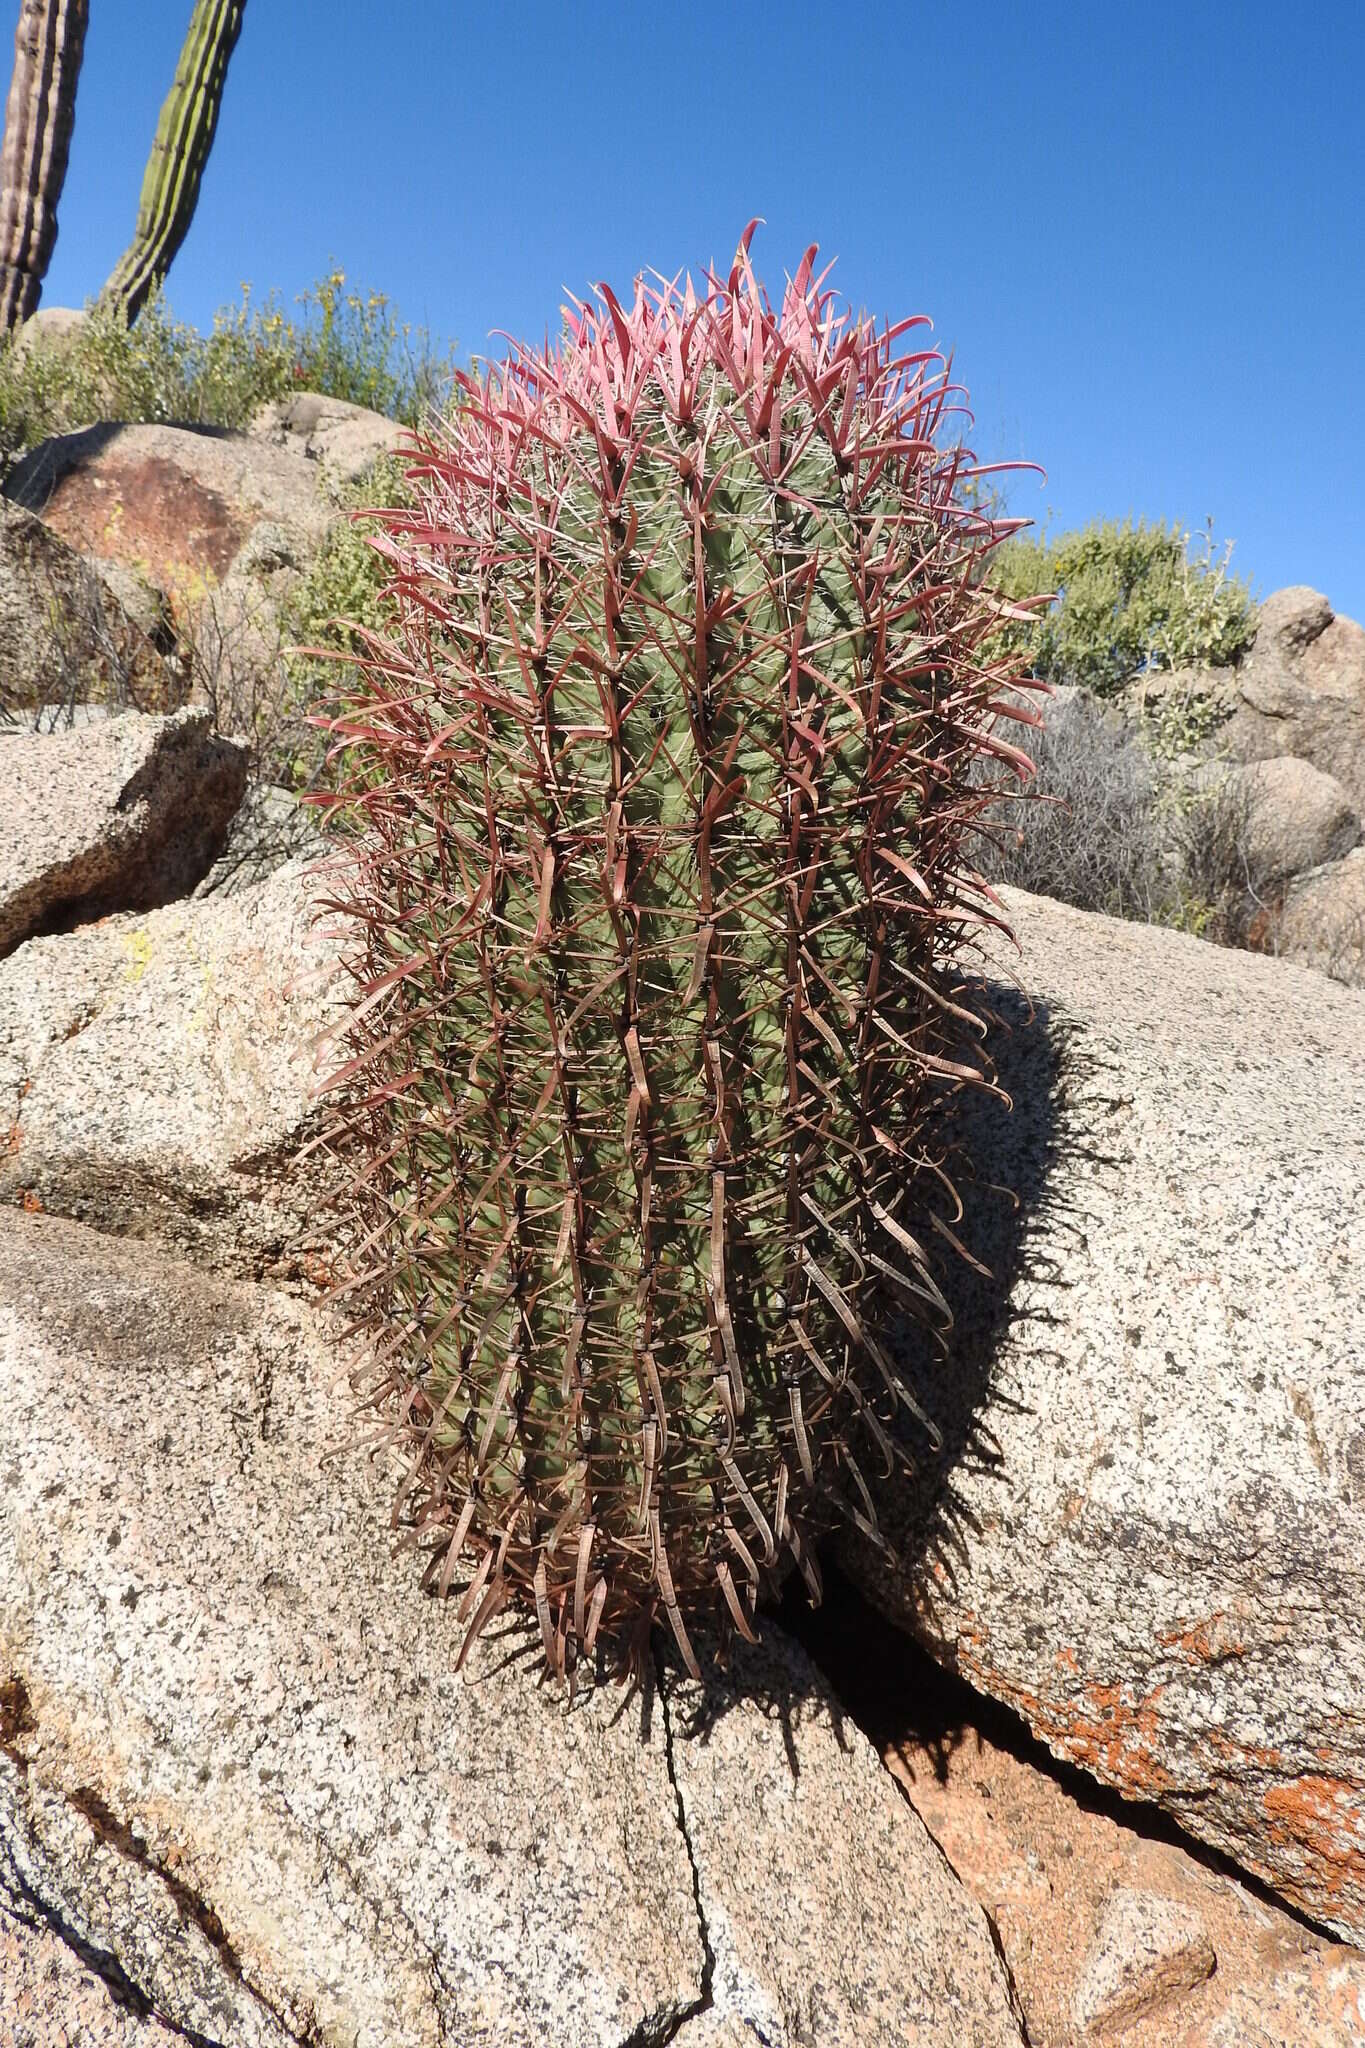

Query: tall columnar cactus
[316,230,1043,1679]
[100,0,244,325]
[0,0,87,331]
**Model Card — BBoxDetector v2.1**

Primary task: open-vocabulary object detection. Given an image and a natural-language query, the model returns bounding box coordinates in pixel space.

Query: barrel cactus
[316,227,1042,1679]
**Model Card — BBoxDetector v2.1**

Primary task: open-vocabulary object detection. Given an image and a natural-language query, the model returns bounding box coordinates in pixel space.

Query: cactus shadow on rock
[868,979,1071,1636]
[637,978,1068,1767]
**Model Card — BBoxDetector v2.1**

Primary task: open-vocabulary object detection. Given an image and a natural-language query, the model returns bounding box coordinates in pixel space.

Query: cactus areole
[316,229,1043,1680]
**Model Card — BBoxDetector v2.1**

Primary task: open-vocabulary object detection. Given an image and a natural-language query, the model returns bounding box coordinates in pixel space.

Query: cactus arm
[100,0,245,326]
[0,0,89,331]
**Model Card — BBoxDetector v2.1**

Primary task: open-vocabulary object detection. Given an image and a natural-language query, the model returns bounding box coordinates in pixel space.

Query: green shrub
[0,268,456,472]
[988,516,1257,700]
[274,455,413,792]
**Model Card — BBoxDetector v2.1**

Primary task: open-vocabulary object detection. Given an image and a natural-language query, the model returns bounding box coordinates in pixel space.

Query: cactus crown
[317,228,1041,1680]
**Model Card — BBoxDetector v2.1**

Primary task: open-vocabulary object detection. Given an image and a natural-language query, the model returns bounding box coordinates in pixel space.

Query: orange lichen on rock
[957,1639,1177,1801]
[1263,1775,1365,1906]
[1155,1612,1247,1664]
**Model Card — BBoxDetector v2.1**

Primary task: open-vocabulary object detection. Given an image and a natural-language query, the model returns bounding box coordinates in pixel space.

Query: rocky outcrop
[839,885,1365,1944]
[0,857,340,1276]
[1276,847,1365,989]
[250,392,408,485]
[797,1569,1365,2048]
[0,1208,1027,2048]
[1235,754,1360,885]
[2,412,396,758]
[1225,586,1365,814]
[8,303,89,364]
[0,707,247,957]
[3,421,338,613]
[0,498,173,716]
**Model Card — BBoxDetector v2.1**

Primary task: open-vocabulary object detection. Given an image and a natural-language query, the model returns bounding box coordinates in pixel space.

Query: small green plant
[275,455,413,790]
[0,270,456,471]
[290,268,454,423]
[988,516,1257,701]
[315,231,1045,1679]
[1133,680,1230,762]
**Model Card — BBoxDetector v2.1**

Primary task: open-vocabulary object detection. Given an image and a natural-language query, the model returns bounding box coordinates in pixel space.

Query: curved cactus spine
[100,0,245,325]
[0,0,88,332]
[316,231,1046,1680]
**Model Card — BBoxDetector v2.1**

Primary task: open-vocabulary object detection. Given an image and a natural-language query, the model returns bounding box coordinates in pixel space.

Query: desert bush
[272,455,412,792]
[0,269,456,472]
[988,517,1257,701]
[973,692,1172,919]
[1166,768,1269,947]
[162,456,412,794]
[974,691,1268,940]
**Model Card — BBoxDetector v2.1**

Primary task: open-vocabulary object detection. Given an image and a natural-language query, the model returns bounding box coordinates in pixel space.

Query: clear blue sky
[40,1,1365,618]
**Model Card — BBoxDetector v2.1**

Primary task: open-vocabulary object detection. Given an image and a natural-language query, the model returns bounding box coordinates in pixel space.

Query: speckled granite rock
[1276,847,1365,989]
[0,708,246,957]
[1,1755,296,2048]
[662,1635,1028,2046]
[839,1586,1365,2048]
[1071,1889,1215,2036]
[3,423,337,611]
[1,1895,183,2047]
[839,885,1365,1944]
[0,859,341,1278]
[250,392,407,485]
[0,1210,1027,2048]
[1235,754,1361,885]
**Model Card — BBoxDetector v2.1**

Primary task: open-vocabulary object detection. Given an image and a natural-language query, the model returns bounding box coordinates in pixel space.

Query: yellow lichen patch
[120,928,154,982]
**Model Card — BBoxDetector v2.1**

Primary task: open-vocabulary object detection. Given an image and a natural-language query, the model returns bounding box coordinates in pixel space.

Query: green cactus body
[101,0,245,325]
[0,0,88,330]
[318,232,1042,1676]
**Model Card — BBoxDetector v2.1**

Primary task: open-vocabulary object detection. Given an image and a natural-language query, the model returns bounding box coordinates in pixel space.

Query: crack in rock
[1,1879,175,2037]
[616,1646,716,2048]
[1,1688,313,2048]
